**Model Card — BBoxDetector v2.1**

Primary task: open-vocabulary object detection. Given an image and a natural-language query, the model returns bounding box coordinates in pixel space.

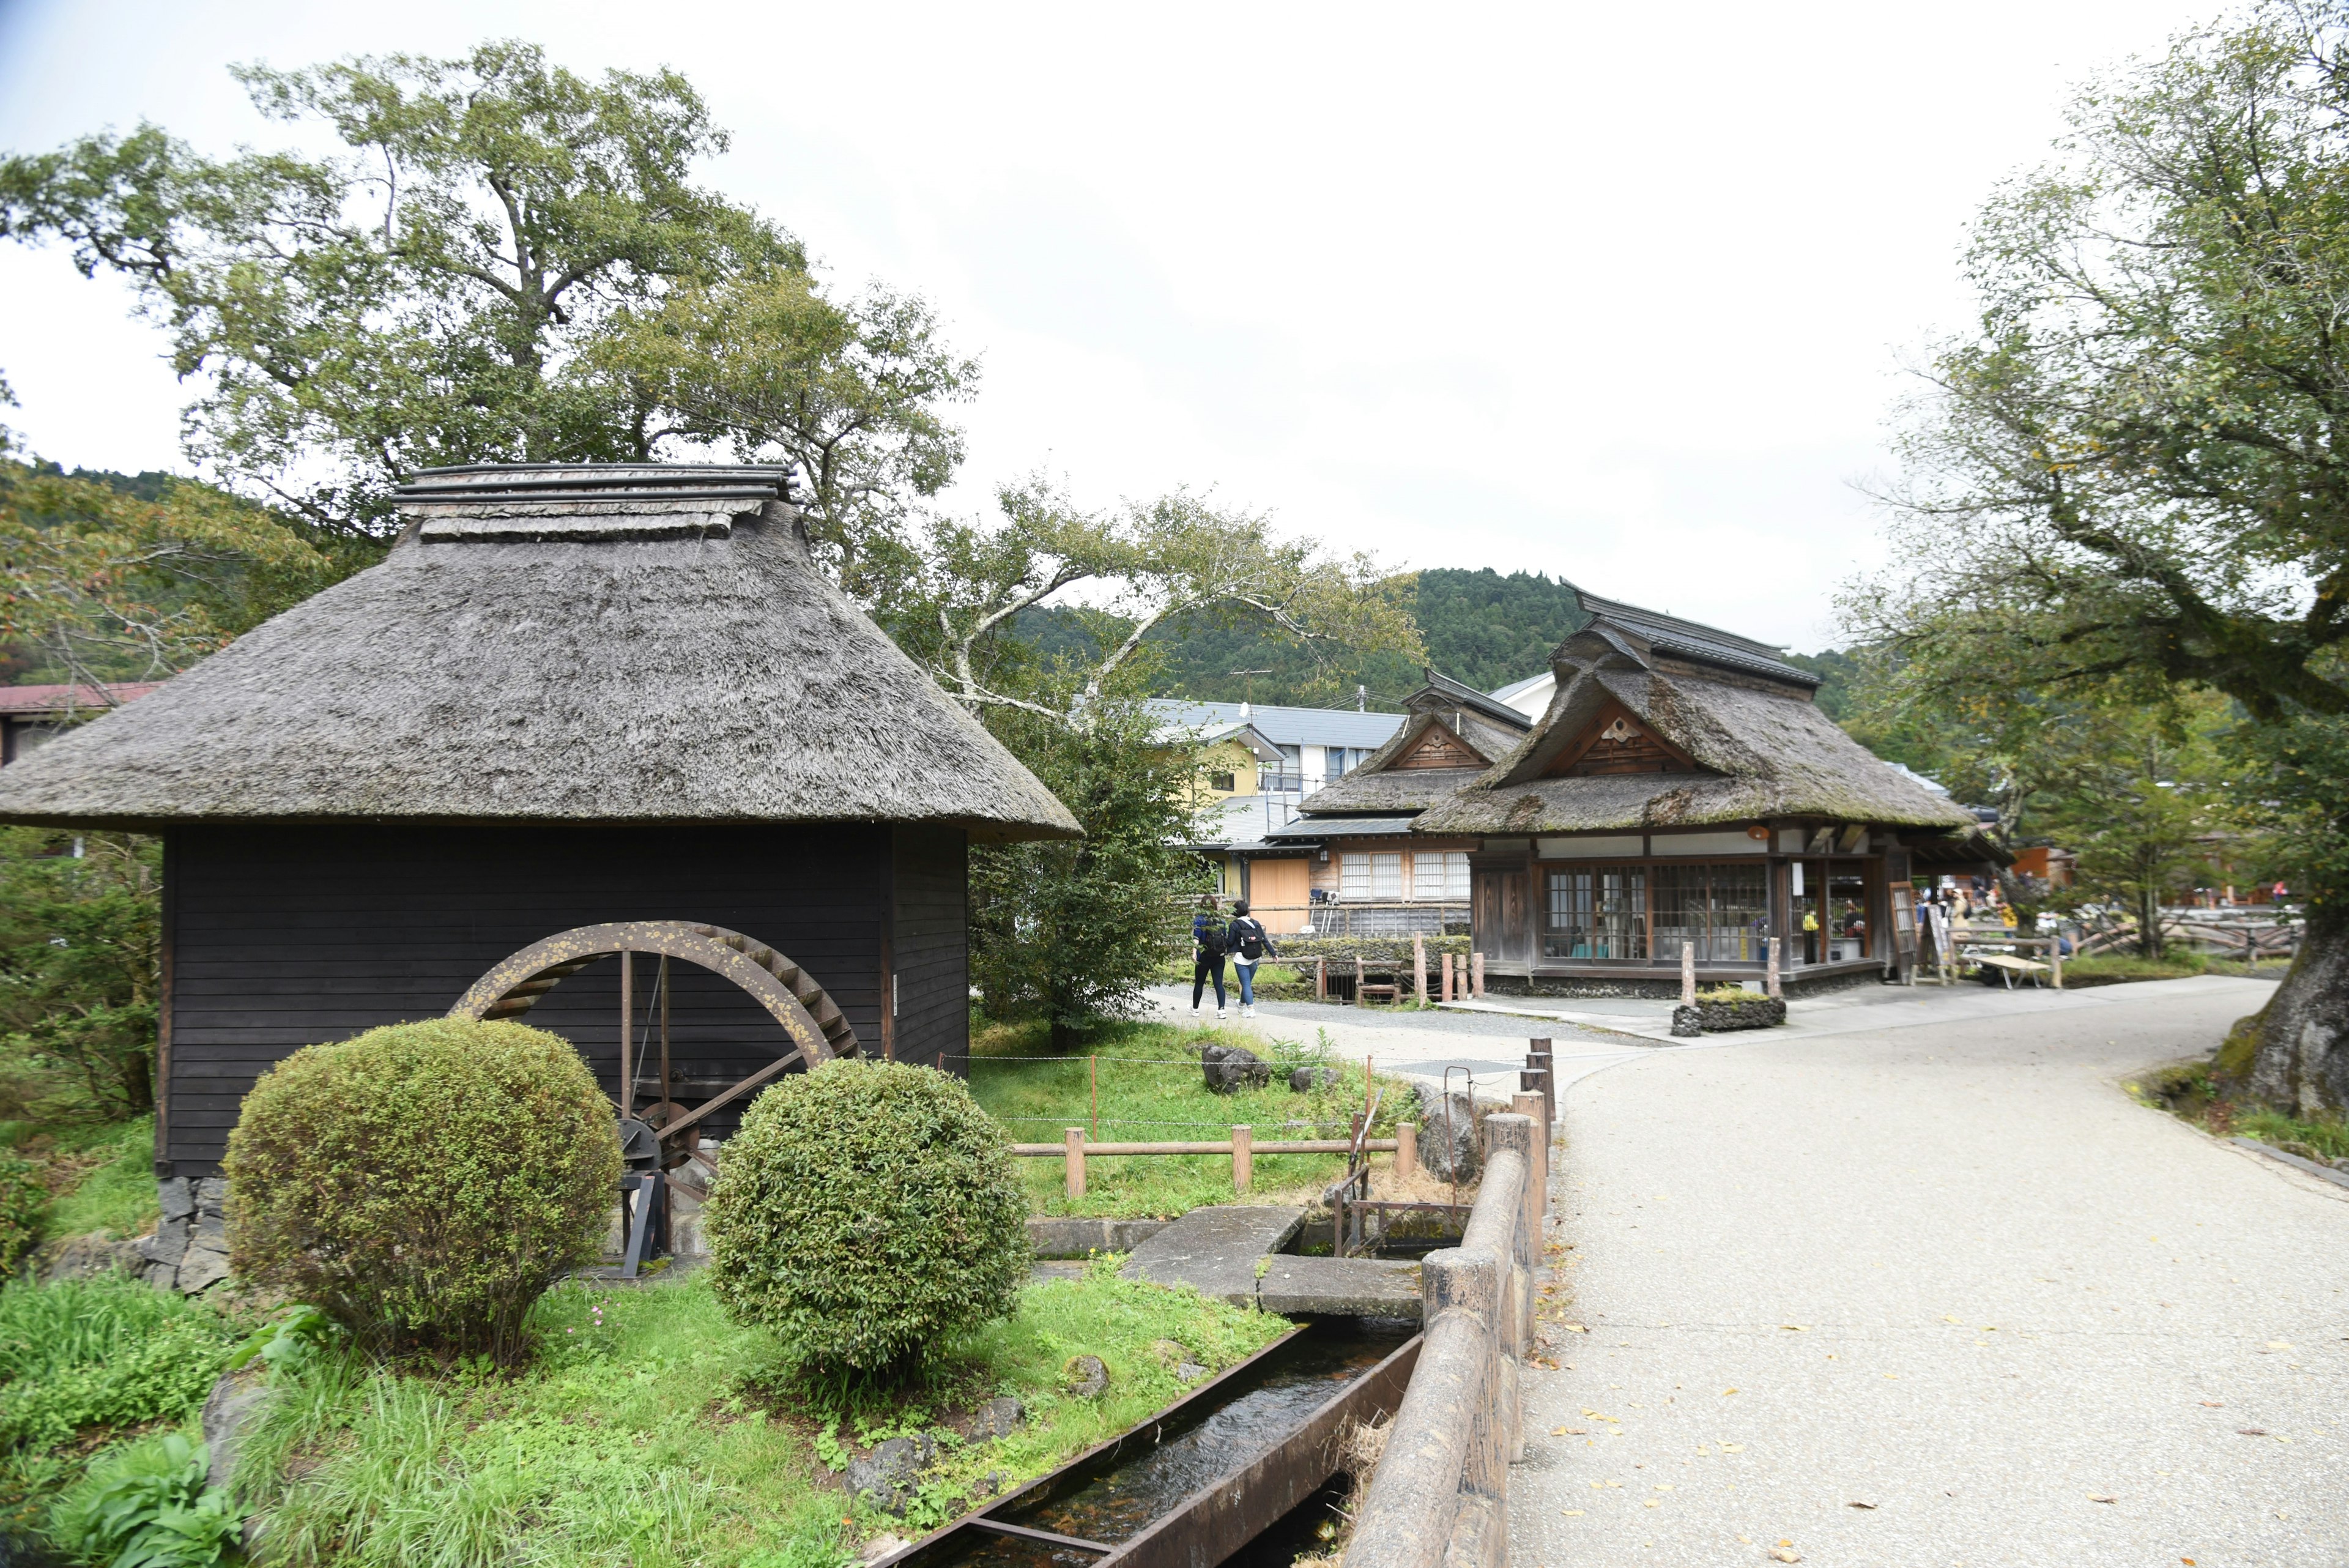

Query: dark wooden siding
[161,823,919,1176]
[891,826,968,1074]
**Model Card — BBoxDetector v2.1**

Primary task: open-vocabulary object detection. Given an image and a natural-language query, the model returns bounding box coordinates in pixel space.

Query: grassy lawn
[0,1116,161,1249]
[0,1260,1290,1567]
[228,1260,1286,1567]
[2056,950,2291,986]
[970,1018,1414,1217]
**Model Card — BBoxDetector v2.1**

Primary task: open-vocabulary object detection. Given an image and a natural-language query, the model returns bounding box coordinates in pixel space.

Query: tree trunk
[2138,883,2164,959]
[2238,907,2349,1116]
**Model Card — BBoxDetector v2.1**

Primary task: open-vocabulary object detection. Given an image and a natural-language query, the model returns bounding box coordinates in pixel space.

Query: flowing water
[927,1321,1412,1566]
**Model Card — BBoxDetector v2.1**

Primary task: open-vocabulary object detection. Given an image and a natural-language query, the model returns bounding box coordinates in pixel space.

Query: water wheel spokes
[448,920,859,1143]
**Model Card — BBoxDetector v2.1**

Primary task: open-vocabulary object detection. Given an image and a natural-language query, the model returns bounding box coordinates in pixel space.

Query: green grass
[2126,1059,2349,1164]
[969,1019,1411,1217]
[237,1261,1290,1567]
[2058,950,2291,987]
[38,1118,157,1242]
[0,1273,240,1454]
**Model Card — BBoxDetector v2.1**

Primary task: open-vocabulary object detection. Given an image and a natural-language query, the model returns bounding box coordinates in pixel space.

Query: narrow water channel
[921,1321,1412,1567]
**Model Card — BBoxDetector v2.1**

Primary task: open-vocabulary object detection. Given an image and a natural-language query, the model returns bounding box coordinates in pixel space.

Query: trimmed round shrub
[224,1018,620,1359]
[706,1059,1029,1375]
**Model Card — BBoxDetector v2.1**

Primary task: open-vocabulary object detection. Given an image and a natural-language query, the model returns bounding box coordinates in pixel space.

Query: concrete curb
[2231,1135,2349,1191]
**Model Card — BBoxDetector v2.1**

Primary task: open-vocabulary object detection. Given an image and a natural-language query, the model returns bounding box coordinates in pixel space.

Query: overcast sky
[0,1,2222,653]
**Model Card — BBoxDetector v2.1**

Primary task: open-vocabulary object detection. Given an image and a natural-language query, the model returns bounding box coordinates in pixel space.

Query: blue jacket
[1192,912,1228,957]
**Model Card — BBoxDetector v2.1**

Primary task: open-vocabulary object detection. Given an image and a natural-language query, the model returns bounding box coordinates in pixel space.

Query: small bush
[0,1161,43,1276]
[225,1018,620,1361]
[51,1431,239,1568]
[707,1060,1029,1378]
[0,1274,237,1451]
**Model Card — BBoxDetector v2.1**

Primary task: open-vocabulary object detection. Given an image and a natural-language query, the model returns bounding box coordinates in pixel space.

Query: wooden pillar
[1414,933,1428,1003]
[1471,951,1485,998]
[1680,941,1696,1005]
[1065,1128,1086,1198]
[1766,935,1781,999]
[1442,951,1454,1003]
[618,949,634,1118]
[1513,1091,1548,1213]
[1232,1124,1253,1194]
[1316,954,1327,999]
[1397,1121,1418,1179]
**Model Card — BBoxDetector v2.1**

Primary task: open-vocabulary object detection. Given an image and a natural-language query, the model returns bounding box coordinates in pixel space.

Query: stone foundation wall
[137,1176,231,1293]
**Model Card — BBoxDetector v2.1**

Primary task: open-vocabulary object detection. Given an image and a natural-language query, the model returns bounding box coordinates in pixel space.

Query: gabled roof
[1141,699,1404,751]
[0,464,1078,841]
[1416,642,1973,834]
[1570,586,1819,689]
[1294,677,1529,817]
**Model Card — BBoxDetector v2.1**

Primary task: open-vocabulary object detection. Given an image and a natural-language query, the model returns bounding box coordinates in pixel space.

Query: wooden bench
[1968,951,2051,989]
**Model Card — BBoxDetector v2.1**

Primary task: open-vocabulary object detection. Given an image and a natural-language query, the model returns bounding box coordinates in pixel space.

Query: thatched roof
[1295,669,1529,817]
[1413,625,1975,836]
[0,464,1078,841]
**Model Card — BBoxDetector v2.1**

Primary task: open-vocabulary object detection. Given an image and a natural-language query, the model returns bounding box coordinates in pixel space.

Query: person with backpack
[1191,894,1230,1017]
[1225,900,1277,1019]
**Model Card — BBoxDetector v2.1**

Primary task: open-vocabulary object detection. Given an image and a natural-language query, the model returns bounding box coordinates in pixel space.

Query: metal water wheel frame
[447,920,861,1150]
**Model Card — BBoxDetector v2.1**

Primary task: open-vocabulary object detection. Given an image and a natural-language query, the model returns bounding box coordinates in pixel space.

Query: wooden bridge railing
[1346,1110,1542,1568]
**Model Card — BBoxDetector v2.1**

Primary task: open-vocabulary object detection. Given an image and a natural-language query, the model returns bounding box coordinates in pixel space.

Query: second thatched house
[0,464,1078,1180]
[1288,589,1998,992]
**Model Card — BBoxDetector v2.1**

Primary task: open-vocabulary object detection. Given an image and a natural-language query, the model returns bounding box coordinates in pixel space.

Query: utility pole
[1228,669,1272,707]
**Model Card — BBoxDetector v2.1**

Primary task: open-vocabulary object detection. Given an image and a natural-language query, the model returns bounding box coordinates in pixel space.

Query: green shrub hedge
[225,1019,620,1360]
[705,1060,1029,1378]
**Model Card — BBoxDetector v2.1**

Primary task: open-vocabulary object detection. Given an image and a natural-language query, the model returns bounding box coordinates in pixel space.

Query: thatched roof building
[0,465,1075,839]
[0,464,1075,1184]
[1285,587,1998,994]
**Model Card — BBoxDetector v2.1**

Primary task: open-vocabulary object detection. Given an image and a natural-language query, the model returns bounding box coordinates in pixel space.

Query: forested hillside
[1020,567,1592,708]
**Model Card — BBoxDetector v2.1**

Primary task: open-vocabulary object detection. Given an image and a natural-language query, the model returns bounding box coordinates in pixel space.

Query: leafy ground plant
[51,1432,239,1568]
[2129,1059,2349,1164]
[968,1018,1411,1217]
[0,1273,237,1452]
[236,1262,1287,1566]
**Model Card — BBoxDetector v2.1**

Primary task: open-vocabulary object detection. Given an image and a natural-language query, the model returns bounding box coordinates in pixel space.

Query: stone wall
[136,1176,231,1293]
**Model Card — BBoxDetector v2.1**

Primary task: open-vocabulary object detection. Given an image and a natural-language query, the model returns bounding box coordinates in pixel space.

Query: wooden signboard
[1888,881,1919,958]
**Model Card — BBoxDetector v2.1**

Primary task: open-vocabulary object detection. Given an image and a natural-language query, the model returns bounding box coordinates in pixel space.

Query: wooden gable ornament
[1393,719,1485,771]
[1544,702,1701,778]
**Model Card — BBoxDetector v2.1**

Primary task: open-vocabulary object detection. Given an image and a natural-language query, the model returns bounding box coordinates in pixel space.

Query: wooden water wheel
[447,920,860,1158]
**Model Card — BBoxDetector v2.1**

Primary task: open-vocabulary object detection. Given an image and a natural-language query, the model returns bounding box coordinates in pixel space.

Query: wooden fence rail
[1346,1110,1542,1568]
[1009,1126,1416,1198]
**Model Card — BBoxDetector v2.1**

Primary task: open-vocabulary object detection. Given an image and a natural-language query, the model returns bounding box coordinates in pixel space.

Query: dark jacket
[1192,912,1228,957]
[1226,916,1276,962]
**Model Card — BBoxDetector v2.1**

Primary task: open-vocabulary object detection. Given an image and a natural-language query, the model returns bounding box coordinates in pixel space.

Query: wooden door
[1475,867,1532,962]
[1250,857,1312,933]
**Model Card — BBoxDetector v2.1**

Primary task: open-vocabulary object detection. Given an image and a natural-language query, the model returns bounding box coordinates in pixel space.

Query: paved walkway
[1514,976,2349,1567]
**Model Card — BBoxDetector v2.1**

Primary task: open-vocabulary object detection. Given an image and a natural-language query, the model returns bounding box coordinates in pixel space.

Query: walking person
[1225,900,1277,1020]
[1191,895,1230,1018]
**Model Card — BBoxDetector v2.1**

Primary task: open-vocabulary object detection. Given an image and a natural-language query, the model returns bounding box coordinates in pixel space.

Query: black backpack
[1230,918,1269,961]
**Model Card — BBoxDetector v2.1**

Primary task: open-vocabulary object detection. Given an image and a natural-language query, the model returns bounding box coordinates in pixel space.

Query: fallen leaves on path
[1846,1500,1877,1509]
[1769,1547,1802,1562]
[2089,1495,2117,1504]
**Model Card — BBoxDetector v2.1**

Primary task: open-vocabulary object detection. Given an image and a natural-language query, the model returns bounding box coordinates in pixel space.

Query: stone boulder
[202,1366,273,1490]
[847,1433,937,1514]
[1063,1354,1109,1397]
[41,1234,146,1285]
[1288,1065,1341,1093]
[970,1395,1024,1440]
[1414,1086,1480,1183]
[1200,1044,1271,1094]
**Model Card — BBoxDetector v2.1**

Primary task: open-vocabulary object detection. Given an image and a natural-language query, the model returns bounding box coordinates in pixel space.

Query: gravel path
[1514,975,2349,1568]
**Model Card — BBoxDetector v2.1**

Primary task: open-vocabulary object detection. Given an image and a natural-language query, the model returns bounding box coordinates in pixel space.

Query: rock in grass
[972,1395,1024,1440]
[847,1433,937,1514]
[1414,1087,1480,1183]
[1289,1065,1341,1093]
[1064,1354,1109,1397]
[1201,1044,1271,1094]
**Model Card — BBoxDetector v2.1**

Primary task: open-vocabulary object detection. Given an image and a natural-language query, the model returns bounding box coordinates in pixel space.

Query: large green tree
[0,40,970,582]
[1849,1,2349,1112]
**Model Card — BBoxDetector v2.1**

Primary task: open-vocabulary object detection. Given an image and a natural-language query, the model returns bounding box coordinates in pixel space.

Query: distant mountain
[1018,568,1591,709]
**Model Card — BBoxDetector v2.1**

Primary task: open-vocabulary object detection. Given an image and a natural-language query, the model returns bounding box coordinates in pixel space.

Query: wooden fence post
[1512,1091,1547,1208]
[1680,942,1696,1005]
[1472,951,1485,997]
[1397,1121,1417,1180]
[1425,1247,1506,1504]
[1231,1124,1253,1194]
[1765,935,1781,999]
[1064,1127,1086,1199]
[1415,932,1428,1003]
[1441,951,1453,1003]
